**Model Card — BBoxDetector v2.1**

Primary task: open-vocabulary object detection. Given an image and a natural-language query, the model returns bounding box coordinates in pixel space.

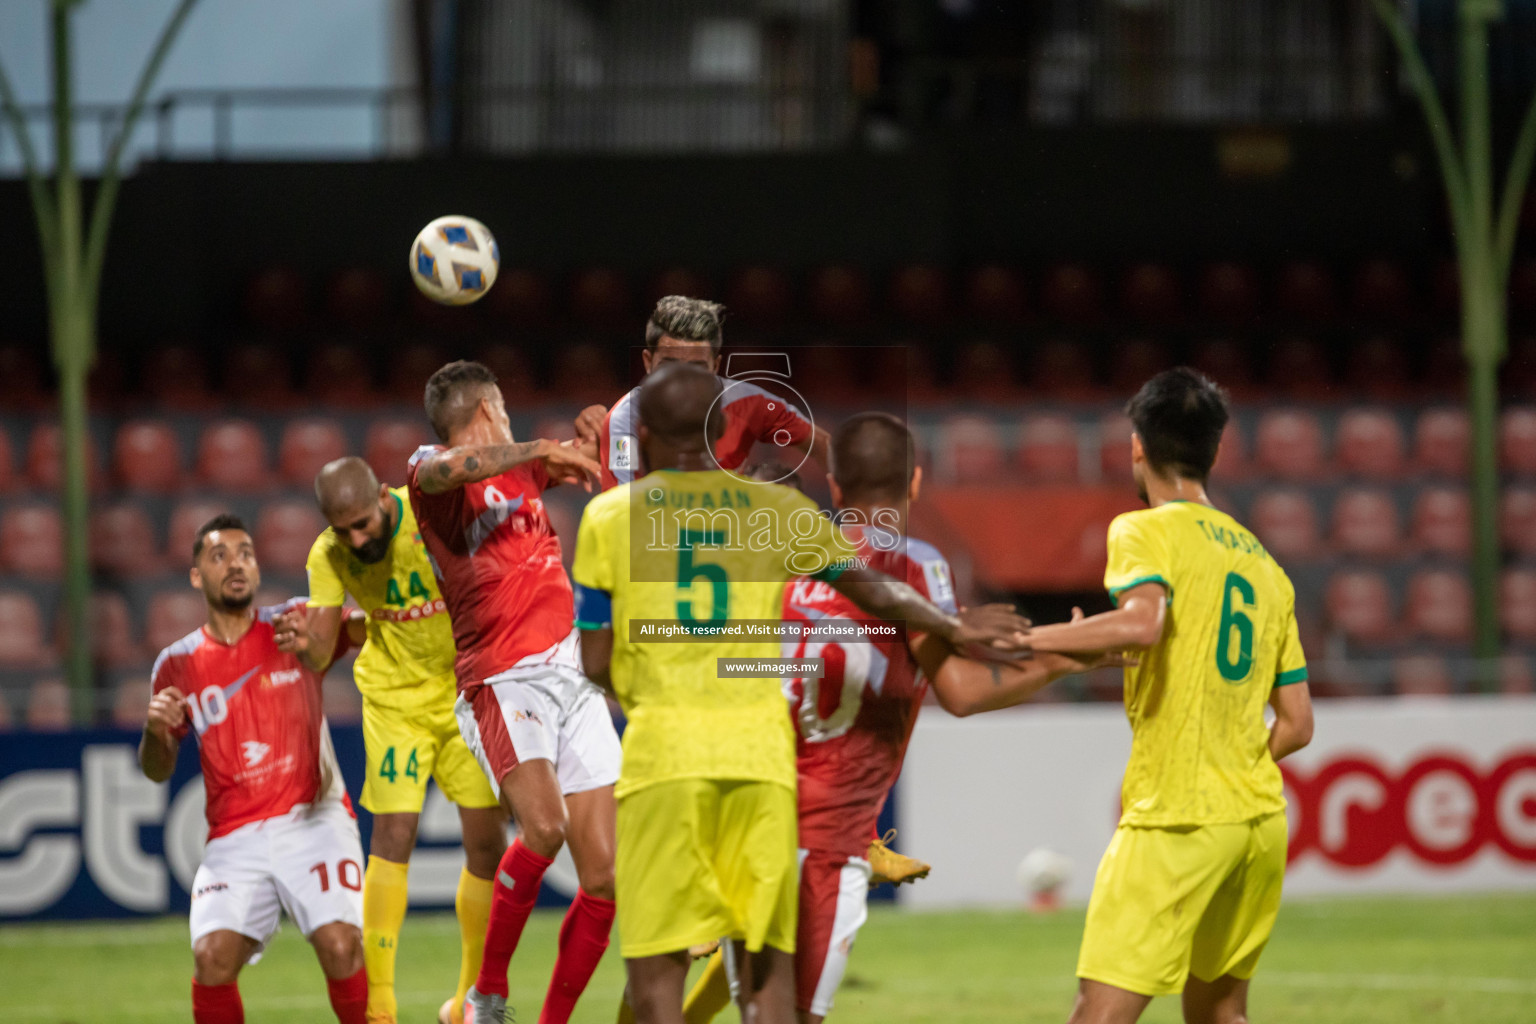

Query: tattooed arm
[415,439,600,494]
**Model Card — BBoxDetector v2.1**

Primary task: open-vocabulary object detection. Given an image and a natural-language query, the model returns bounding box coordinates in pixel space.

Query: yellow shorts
[360,677,500,815]
[1077,811,1287,997]
[615,778,797,960]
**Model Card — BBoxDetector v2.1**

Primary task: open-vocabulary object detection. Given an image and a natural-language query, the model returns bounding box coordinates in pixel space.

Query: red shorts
[795,848,872,1016]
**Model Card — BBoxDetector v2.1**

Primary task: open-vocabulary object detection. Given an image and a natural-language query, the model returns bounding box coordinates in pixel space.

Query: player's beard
[352,534,390,564]
[215,587,254,612]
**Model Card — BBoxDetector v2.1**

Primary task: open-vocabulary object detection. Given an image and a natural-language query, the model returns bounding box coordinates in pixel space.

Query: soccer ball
[409,215,500,305]
[1017,848,1073,911]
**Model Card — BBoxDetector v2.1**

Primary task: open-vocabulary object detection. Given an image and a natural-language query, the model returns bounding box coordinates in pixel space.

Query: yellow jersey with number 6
[305,487,457,711]
[1104,500,1307,828]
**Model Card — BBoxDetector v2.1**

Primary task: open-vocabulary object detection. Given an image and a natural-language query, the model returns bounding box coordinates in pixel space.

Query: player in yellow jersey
[1026,369,1315,1024]
[570,363,1032,1024]
[282,456,508,1024]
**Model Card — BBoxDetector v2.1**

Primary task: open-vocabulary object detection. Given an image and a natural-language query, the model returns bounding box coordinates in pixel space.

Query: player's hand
[146,686,188,739]
[272,608,311,654]
[573,404,608,444]
[541,439,602,492]
[952,603,1031,652]
[1051,607,1137,671]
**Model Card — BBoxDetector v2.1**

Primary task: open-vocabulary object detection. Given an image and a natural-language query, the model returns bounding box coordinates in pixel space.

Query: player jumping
[1024,368,1315,1024]
[281,456,509,1024]
[139,514,369,1024]
[407,360,619,1024]
[571,363,1033,1024]
[680,417,1127,1024]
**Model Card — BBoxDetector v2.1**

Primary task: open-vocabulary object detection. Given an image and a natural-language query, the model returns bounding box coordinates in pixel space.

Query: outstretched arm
[829,566,1030,652]
[1024,582,1167,653]
[790,424,832,470]
[415,439,601,494]
[1268,681,1314,761]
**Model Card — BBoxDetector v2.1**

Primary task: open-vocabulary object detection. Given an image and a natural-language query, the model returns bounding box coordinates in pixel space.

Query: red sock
[325,967,368,1024]
[476,839,553,998]
[539,889,617,1024]
[191,980,243,1024]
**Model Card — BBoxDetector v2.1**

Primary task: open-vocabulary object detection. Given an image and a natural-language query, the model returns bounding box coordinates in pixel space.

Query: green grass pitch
[3,895,1533,1022]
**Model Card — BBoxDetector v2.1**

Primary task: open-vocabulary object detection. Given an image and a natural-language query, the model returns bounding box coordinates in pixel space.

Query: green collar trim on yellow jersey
[1274,667,1308,687]
[1107,574,1172,607]
[388,490,404,542]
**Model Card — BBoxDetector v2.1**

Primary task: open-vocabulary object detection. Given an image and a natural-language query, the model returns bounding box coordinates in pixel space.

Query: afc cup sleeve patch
[612,435,636,471]
[924,559,958,614]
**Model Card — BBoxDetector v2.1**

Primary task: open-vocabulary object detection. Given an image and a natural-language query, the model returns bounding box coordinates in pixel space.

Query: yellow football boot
[866,829,930,887]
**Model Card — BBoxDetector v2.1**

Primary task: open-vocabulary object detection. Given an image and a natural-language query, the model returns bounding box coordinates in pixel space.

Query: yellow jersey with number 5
[1104,500,1307,828]
[305,487,457,711]
[571,469,859,799]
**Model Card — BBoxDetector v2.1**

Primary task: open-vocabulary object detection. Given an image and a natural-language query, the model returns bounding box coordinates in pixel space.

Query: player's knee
[311,924,364,978]
[577,863,615,901]
[517,813,569,858]
[368,814,419,862]
[192,939,243,986]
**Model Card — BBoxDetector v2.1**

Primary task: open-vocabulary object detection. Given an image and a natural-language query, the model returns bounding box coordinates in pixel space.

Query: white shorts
[456,661,622,797]
[188,800,364,961]
[796,850,873,1017]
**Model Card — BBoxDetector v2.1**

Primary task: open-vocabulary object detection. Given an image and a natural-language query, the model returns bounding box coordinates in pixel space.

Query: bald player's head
[637,362,725,465]
[830,412,917,504]
[315,456,395,563]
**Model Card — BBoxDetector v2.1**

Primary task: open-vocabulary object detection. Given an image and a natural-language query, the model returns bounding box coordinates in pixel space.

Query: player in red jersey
[139,513,369,1024]
[675,417,1126,1024]
[407,360,620,1024]
[574,296,832,490]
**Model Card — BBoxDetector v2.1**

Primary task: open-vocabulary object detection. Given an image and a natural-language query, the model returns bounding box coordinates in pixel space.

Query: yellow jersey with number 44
[305,487,457,711]
[571,469,859,799]
[1104,500,1307,828]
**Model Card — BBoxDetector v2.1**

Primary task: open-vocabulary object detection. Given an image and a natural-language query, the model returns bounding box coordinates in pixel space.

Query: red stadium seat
[197,420,271,493]
[0,424,15,493]
[26,422,104,493]
[1413,407,1469,476]
[1345,337,1413,401]
[794,345,860,403]
[113,419,183,493]
[1325,570,1396,646]
[1334,408,1407,478]
[146,591,208,652]
[889,265,951,326]
[1501,407,1536,475]
[477,344,539,402]
[1027,339,1100,402]
[936,416,1008,483]
[326,267,391,332]
[1106,337,1173,395]
[383,343,446,405]
[54,591,143,669]
[1119,263,1182,323]
[306,344,379,409]
[166,499,229,566]
[1254,410,1327,480]
[570,267,633,329]
[1352,258,1414,320]
[1249,489,1322,561]
[869,344,944,406]
[964,265,1028,324]
[808,265,873,326]
[255,500,327,575]
[1098,414,1133,482]
[0,505,63,578]
[224,343,300,409]
[1421,336,1468,398]
[0,591,51,668]
[1274,260,1336,321]
[1412,488,1471,557]
[366,418,431,488]
[141,344,218,411]
[279,418,350,490]
[112,676,151,729]
[0,343,48,412]
[952,341,1023,403]
[1405,569,1473,644]
[1197,262,1260,323]
[485,268,554,326]
[1016,415,1081,482]
[242,264,309,331]
[551,343,620,406]
[90,503,163,576]
[1040,263,1103,324]
[646,268,713,309]
[726,266,793,325]
[1501,486,1536,555]
[1266,337,1333,400]
[1500,654,1534,694]
[1393,654,1454,696]
[1190,339,1257,400]
[25,678,71,731]
[1502,569,1536,643]
[1330,488,1401,558]
[1213,419,1249,480]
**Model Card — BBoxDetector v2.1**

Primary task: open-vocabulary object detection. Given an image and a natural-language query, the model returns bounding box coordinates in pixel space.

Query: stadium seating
[166,499,230,565]
[571,267,633,329]
[551,343,622,406]
[648,268,713,310]
[1335,409,1407,478]
[1026,339,1099,401]
[366,418,431,487]
[254,500,327,574]
[305,345,378,409]
[279,418,350,490]
[1324,569,1396,646]
[1106,337,1173,395]
[1500,407,1536,475]
[113,420,184,493]
[1351,258,1414,320]
[1414,408,1470,477]
[243,265,309,330]
[0,505,64,578]
[384,344,445,405]
[1254,410,1328,479]
[963,265,1028,324]
[889,264,951,326]
[90,503,162,577]
[1274,260,1336,321]
[936,416,1008,483]
[1405,569,1473,645]
[1040,263,1103,324]
[726,266,793,325]
[1250,489,1322,561]
[486,268,554,326]
[808,265,873,326]
[25,678,72,731]
[88,591,143,669]
[326,267,390,332]
[1190,339,1258,399]
[1500,569,1536,642]
[1411,488,1472,557]
[477,344,539,404]
[1267,337,1333,401]
[224,343,301,409]
[1501,487,1536,555]
[141,345,219,411]
[1119,263,1182,323]
[1393,654,1455,695]
[146,591,209,652]
[111,676,150,729]
[1345,337,1413,400]
[1016,415,1081,481]
[1197,261,1260,324]
[197,420,271,492]
[1330,488,1401,558]
[0,343,49,412]
[1097,414,1133,482]
[27,423,103,493]
[0,591,51,668]
[952,342,1023,403]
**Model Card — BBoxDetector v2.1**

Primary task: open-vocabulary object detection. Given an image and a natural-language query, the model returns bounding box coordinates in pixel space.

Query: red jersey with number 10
[150,600,347,840]
[407,448,575,687]
[782,528,958,857]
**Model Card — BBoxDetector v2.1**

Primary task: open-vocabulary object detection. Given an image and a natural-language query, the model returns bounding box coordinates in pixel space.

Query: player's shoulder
[607,385,640,426]
[150,626,209,680]
[407,443,444,469]
[256,597,307,624]
[719,376,806,416]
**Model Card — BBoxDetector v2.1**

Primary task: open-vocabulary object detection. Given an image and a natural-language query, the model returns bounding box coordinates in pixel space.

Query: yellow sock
[682,951,732,1024]
[362,855,410,1024]
[451,868,494,1024]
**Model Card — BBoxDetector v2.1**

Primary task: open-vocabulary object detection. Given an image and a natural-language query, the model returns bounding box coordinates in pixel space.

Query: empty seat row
[1323,567,1536,647]
[1250,485,1536,560]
